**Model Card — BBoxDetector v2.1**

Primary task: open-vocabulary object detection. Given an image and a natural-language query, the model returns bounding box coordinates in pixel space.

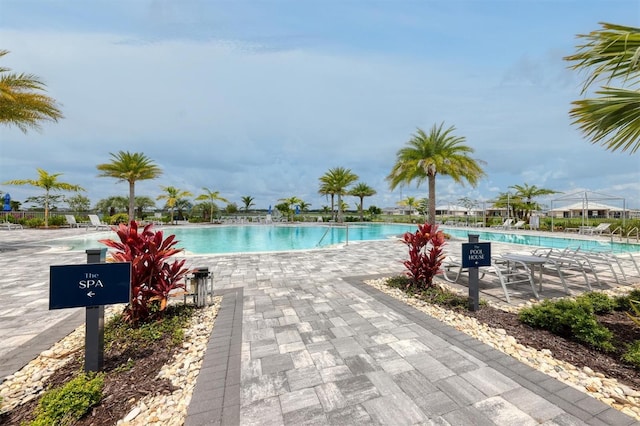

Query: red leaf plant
[99,221,190,324]
[401,222,447,290]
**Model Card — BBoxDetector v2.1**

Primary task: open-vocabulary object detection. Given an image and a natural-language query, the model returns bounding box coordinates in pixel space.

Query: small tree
[401,222,446,290]
[99,222,190,324]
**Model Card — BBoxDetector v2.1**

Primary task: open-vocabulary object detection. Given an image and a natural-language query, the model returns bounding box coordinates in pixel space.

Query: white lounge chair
[491,218,513,229]
[88,214,111,230]
[510,220,526,230]
[0,221,23,230]
[482,257,539,303]
[579,223,612,236]
[65,215,89,228]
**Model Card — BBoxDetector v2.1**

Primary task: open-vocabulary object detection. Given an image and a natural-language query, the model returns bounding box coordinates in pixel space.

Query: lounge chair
[482,257,539,303]
[65,215,89,228]
[491,218,513,229]
[579,223,612,236]
[509,220,526,230]
[0,221,23,230]
[88,214,111,231]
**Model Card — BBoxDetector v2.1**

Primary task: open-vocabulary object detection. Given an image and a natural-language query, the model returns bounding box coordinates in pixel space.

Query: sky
[1,0,639,213]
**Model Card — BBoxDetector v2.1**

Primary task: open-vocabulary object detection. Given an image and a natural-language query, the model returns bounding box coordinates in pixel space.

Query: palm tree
[3,168,84,227]
[318,181,337,221]
[195,188,229,222]
[278,196,303,221]
[241,196,255,213]
[564,23,640,154]
[96,151,162,222]
[509,183,559,220]
[135,196,156,219]
[319,167,358,223]
[349,182,377,221]
[158,186,193,225]
[95,195,129,217]
[398,196,418,217]
[386,123,485,225]
[0,50,64,133]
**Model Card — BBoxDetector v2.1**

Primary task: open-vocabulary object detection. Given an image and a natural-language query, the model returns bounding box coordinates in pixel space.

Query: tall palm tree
[509,183,559,219]
[564,22,640,154]
[0,50,64,133]
[195,188,229,222]
[349,182,377,221]
[387,123,485,225]
[96,151,162,222]
[3,168,84,227]
[318,181,337,221]
[319,167,358,223]
[241,195,255,213]
[158,186,193,225]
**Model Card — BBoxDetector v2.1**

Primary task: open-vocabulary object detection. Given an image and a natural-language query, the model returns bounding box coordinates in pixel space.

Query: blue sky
[1,0,639,212]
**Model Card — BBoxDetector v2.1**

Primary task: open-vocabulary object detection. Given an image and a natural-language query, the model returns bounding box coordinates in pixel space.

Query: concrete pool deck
[1,226,639,425]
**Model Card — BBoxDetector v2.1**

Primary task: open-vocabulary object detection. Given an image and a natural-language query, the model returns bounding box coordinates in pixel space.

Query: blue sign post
[461,236,491,311]
[49,248,131,372]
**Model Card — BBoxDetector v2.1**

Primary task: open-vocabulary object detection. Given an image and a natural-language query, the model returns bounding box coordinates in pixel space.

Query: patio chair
[491,218,513,229]
[88,214,111,231]
[510,220,526,230]
[65,215,89,228]
[579,223,612,236]
[0,221,23,230]
[480,257,539,303]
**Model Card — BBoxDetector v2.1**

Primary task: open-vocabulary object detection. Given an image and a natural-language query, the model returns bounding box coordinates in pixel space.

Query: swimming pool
[46,223,640,255]
[440,227,640,254]
[46,223,419,254]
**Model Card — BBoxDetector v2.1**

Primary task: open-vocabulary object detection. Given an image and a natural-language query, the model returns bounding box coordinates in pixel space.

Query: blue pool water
[47,223,640,255]
[441,227,640,254]
[47,223,419,254]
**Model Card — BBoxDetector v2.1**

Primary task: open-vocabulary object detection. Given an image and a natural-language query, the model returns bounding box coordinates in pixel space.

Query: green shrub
[614,289,640,311]
[623,340,640,369]
[48,215,66,226]
[108,213,129,225]
[576,292,615,314]
[25,217,44,228]
[30,373,104,426]
[519,299,614,352]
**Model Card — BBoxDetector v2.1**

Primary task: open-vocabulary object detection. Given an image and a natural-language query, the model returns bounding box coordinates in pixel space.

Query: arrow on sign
[87,291,95,297]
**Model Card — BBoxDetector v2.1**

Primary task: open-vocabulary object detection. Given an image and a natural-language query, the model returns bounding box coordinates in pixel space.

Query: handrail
[316,223,350,247]
[626,227,639,243]
[316,227,331,247]
[610,226,623,242]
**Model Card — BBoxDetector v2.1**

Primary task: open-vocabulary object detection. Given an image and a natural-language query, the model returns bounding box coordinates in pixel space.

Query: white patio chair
[65,215,89,228]
[480,257,539,303]
[491,218,513,229]
[509,220,526,230]
[579,223,612,235]
[88,214,111,231]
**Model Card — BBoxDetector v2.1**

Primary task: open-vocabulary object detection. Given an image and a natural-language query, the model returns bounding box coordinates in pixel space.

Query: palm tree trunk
[359,196,364,221]
[128,181,135,223]
[428,175,436,225]
[337,194,343,223]
[44,191,49,228]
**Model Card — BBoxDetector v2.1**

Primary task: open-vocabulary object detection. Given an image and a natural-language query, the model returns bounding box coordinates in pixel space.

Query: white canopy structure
[550,191,627,230]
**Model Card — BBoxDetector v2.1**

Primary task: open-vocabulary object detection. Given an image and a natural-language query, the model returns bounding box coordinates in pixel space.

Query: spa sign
[461,242,491,268]
[49,263,131,310]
